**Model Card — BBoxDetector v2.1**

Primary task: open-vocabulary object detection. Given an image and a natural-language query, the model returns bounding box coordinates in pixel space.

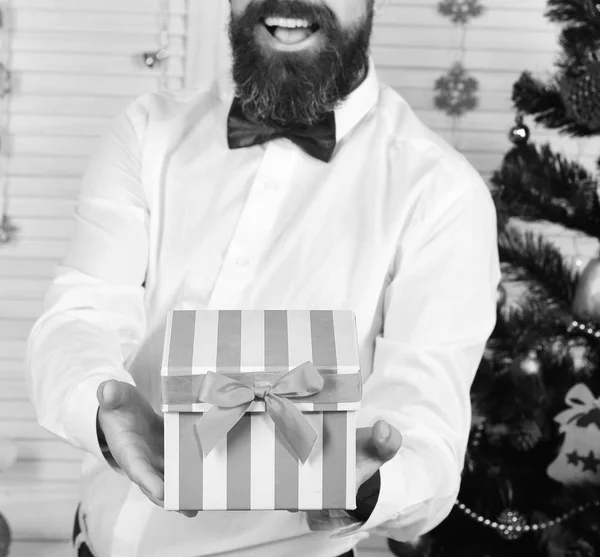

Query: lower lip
[257,22,321,51]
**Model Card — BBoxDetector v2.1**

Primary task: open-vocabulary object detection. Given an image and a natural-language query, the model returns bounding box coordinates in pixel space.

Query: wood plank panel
[15,0,187,13]
[6,177,82,198]
[0,481,79,541]
[8,541,74,557]
[12,51,185,77]
[3,460,82,482]
[12,33,186,57]
[18,74,183,96]
[12,11,187,36]
[0,259,57,278]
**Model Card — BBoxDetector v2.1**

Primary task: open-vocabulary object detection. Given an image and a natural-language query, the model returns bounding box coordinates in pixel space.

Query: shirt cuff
[62,369,136,462]
[359,456,405,531]
[331,456,405,539]
[348,470,381,522]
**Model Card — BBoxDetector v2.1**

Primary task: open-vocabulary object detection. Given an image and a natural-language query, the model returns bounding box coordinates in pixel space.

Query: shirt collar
[333,57,380,143]
[217,57,380,144]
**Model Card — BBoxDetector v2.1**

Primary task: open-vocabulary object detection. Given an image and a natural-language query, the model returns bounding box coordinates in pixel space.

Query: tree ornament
[560,61,600,131]
[142,49,169,69]
[496,284,507,307]
[564,539,595,557]
[0,513,9,557]
[584,0,600,25]
[496,510,527,540]
[572,257,600,323]
[520,350,541,375]
[547,383,600,485]
[434,62,479,117]
[513,420,543,451]
[508,115,530,145]
[437,0,484,25]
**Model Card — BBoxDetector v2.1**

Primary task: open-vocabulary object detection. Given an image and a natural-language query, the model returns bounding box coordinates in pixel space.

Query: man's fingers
[124,452,165,504]
[97,380,133,411]
[179,510,198,518]
[139,485,164,509]
[371,420,402,463]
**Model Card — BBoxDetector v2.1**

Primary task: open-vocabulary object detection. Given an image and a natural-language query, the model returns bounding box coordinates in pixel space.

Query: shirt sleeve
[352,159,501,541]
[26,95,152,462]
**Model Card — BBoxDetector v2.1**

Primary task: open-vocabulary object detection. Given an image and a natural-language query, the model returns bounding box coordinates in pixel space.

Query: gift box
[161,309,362,511]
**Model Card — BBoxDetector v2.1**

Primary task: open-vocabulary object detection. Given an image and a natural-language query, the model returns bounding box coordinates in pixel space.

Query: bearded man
[27,1,500,556]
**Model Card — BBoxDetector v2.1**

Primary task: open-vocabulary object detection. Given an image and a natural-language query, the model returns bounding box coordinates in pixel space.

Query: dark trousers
[73,506,355,557]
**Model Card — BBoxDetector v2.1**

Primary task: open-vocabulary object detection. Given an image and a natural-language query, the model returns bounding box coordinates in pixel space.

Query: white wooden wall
[0,1,596,557]
[0,1,186,555]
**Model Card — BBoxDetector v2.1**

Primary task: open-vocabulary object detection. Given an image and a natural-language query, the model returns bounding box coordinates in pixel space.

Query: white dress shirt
[26,59,500,557]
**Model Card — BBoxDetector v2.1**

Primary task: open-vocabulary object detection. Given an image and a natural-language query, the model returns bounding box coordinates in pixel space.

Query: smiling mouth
[260,17,321,46]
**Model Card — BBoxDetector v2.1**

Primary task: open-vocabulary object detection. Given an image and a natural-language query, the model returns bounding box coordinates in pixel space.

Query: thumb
[371,420,402,463]
[97,380,135,412]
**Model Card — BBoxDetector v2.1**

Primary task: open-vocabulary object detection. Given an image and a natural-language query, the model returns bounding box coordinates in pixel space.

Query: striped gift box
[161,309,362,511]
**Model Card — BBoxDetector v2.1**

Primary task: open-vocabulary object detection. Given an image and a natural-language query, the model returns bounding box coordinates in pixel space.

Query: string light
[458,419,600,540]
[0,2,13,245]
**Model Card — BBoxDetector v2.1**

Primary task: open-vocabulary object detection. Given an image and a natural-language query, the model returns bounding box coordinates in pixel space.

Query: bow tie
[227,97,337,163]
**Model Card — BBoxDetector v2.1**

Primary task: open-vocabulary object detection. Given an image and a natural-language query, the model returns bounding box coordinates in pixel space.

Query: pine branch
[499,226,579,307]
[491,143,600,238]
[512,72,598,136]
[546,0,600,29]
[556,26,600,71]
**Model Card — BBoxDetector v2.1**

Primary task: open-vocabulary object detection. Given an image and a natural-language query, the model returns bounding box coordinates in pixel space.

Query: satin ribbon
[227,97,337,163]
[554,383,600,431]
[195,361,325,464]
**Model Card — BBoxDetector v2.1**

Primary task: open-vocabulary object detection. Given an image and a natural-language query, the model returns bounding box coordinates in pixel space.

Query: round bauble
[520,350,541,375]
[496,510,527,541]
[496,284,508,306]
[572,257,600,323]
[508,117,530,145]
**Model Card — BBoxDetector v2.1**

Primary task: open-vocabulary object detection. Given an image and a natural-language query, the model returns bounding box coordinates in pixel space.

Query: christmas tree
[389,1,600,556]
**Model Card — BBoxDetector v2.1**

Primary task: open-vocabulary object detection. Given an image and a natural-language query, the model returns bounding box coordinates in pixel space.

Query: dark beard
[228,0,374,127]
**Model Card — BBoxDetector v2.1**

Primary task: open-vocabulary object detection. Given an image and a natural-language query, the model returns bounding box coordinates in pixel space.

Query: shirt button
[264,181,279,191]
[235,256,250,268]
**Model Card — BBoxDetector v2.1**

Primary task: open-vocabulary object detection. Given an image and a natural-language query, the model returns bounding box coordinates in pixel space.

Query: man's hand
[97,380,198,517]
[356,420,403,490]
[305,420,402,532]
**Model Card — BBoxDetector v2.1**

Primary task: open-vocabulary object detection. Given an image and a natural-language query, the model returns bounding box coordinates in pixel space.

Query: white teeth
[264,17,311,29]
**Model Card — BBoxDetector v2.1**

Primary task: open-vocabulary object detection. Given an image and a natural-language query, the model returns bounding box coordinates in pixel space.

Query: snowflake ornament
[437,0,485,25]
[434,62,479,117]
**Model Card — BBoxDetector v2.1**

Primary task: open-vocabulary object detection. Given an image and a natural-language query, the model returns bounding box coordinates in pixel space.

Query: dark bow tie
[227,97,337,163]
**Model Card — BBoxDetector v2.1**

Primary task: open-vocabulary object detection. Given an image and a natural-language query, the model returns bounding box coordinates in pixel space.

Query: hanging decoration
[508,114,531,145]
[434,62,479,117]
[0,3,14,245]
[141,0,171,92]
[434,0,484,147]
[584,0,600,25]
[437,0,484,25]
[547,383,600,485]
[572,257,600,322]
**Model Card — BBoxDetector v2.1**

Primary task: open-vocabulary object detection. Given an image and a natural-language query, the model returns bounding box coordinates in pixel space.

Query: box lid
[161,309,362,412]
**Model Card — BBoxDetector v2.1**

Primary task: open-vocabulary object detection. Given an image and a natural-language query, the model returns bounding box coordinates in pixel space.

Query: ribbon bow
[195,361,325,464]
[227,97,337,163]
[555,383,600,431]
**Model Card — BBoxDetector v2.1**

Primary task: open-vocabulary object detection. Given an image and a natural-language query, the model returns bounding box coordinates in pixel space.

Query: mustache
[238,0,340,31]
